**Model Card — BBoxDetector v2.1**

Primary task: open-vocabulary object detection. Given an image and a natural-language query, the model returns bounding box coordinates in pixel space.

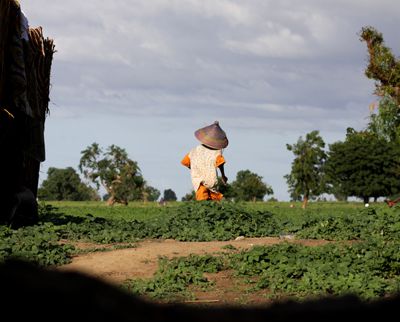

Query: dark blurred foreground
[0,259,398,322]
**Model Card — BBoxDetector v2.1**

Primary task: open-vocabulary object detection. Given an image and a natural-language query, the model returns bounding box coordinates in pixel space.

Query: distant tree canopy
[79,143,145,206]
[285,130,327,208]
[38,167,98,201]
[229,169,273,202]
[163,189,177,202]
[181,191,195,202]
[143,185,161,202]
[368,95,400,142]
[360,26,400,142]
[325,128,400,203]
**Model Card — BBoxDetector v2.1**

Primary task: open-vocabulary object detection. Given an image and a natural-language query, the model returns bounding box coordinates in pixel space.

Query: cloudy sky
[20,0,400,201]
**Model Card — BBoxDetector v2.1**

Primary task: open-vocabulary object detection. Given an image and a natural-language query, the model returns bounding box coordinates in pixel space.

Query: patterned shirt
[181,145,225,192]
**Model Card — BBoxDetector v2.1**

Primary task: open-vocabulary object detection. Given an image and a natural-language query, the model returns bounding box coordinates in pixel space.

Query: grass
[43,200,180,222]
[44,200,386,222]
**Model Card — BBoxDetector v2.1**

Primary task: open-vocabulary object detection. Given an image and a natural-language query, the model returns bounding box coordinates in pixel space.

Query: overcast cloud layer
[20,0,400,201]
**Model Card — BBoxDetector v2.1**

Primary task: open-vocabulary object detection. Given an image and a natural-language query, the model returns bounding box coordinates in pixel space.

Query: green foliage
[0,224,75,266]
[124,221,400,301]
[360,26,400,142]
[2,200,400,304]
[368,95,400,142]
[285,131,327,204]
[230,239,400,299]
[143,185,161,202]
[360,26,400,106]
[0,204,76,266]
[39,211,153,244]
[125,255,225,301]
[297,208,400,241]
[181,191,195,201]
[325,129,400,202]
[38,167,98,201]
[163,189,177,202]
[1,203,155,266]
[159,201,279,241]
[229,170,273,201]
[36,201,400,243]
[45,201,172,222]
[79,143,145,205]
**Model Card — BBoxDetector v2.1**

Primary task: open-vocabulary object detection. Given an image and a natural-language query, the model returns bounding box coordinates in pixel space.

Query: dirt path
[58,237,330,285]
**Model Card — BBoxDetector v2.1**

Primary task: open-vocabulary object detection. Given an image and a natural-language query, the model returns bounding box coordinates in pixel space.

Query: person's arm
[218,164,228,185]
[216,155,227,184]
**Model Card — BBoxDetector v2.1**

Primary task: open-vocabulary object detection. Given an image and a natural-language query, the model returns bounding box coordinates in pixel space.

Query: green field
[45,200,374,220]
[1,200,399,301]
[45,200,177,221]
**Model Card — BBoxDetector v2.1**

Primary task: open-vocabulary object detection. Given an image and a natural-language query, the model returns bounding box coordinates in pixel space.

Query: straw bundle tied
[27,26,55,118]
[0,0,55,119]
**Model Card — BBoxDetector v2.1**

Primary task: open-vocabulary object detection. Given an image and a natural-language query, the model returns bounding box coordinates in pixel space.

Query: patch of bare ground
[57,237,333,285]
[59,239,137,251]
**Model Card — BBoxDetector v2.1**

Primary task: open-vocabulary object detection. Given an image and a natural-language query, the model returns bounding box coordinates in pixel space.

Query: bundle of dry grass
[26,26,55,120]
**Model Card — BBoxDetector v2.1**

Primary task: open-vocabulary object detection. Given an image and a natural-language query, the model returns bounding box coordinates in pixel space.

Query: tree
[360,26,400,142]
[368,95,400,142]
[284,130,327,208]
[143,185,161,202]
[325,128,400,203]
[38,167,98,201]
[230,170,273,202]
[78,143,144,205]
[181,191,195,201]
[163,189,177,202]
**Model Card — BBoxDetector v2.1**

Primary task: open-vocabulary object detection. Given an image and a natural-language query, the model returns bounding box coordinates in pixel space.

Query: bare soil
[57,237,331,305]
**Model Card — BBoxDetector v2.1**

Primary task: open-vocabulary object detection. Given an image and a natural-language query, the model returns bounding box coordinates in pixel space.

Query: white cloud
[171,0,251,25]
[225,27,309,58]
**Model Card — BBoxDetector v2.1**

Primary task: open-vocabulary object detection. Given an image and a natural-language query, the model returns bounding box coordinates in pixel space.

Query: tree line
[285,128,400,208]
[39,143,161,204]
[38,143,274,205]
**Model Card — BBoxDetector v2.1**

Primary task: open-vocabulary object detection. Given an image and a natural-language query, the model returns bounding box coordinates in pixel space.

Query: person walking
[181,121,228,201]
